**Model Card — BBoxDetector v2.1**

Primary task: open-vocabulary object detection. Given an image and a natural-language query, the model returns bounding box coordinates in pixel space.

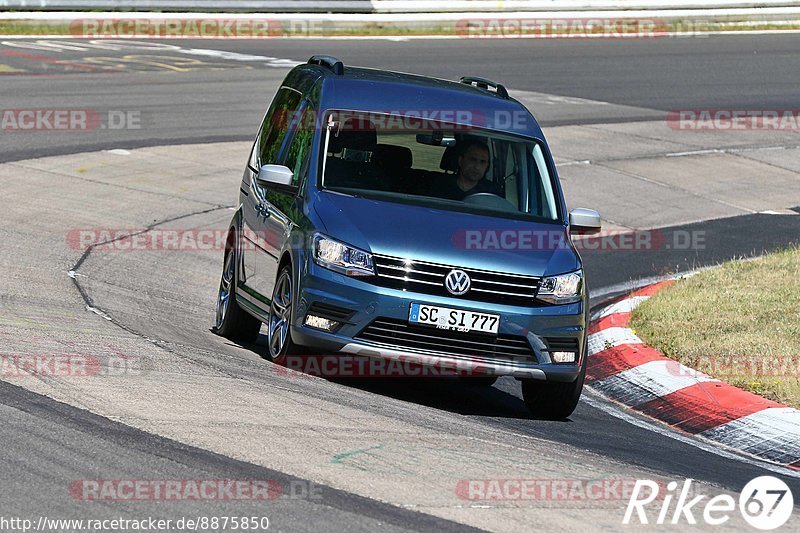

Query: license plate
[408,303,499,334]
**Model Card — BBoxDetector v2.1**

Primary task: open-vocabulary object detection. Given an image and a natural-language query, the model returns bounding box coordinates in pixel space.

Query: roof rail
[460,76,509,99]
[308,55,344,76]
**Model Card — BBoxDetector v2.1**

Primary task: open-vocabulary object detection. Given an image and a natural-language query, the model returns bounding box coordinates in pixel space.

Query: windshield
[320,111,560,222]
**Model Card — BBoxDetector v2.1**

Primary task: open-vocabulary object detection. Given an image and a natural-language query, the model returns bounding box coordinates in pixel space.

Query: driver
[429,139,503,200]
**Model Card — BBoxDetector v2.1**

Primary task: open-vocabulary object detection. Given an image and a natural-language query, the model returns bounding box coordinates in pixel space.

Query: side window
[530,143,557,219]
[283,104,317,187]
[255,87,303,168]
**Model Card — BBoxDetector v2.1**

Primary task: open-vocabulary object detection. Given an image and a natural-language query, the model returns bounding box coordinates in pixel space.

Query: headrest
[328,118,377,154]
[439,146,459,172]
[374,144,412,169]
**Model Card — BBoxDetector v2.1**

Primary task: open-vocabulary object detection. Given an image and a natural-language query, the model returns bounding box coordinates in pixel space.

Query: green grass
[630,247,800,408]
[0,21,70,35]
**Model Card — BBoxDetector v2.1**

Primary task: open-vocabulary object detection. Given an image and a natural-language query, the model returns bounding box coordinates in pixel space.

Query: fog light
[304,314,340,332]
[552,351,577,363]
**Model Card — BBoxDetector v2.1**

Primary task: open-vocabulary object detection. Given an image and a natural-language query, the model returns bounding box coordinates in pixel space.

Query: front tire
[266,265,300,364]
[214,232,262,343]
[521,347,586,420]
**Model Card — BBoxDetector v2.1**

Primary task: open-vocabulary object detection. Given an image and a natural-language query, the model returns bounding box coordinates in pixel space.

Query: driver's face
[458,145,490,183]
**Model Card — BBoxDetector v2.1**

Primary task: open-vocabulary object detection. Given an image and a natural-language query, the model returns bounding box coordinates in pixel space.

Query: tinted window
[321,111,560,223]
[283,103,316,187]
[255,87,303,167]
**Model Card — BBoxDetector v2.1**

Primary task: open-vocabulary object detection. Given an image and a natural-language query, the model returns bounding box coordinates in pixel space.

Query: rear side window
[251,87,303,169]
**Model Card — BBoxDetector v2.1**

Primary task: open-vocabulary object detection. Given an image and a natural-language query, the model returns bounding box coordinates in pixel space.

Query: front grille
[370,253,541,306]
[355,317,535,360]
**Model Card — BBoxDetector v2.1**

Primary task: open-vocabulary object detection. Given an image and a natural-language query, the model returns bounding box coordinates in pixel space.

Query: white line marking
[665,148,724,157]
[665,144,800,159]
[178,47,301,67]
[86,306,112,321]
[759,210,799,215]
[0,39,301,68]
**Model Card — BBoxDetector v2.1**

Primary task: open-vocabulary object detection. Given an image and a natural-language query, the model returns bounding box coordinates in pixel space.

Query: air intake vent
[307,302,355,322]
[544,337,580,351]
[355,318,534,360]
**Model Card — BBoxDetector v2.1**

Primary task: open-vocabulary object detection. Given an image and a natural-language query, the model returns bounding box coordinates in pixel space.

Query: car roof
[287,62,544,139]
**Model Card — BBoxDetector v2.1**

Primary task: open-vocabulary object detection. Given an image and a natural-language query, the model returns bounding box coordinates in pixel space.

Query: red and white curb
[587,279,800,471]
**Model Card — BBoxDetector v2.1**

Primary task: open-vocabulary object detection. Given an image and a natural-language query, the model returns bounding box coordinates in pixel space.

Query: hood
[312,191,579,277]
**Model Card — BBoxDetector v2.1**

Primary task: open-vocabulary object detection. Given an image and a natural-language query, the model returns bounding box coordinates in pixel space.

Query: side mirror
[569,208,602,235]
[255,164,293,189]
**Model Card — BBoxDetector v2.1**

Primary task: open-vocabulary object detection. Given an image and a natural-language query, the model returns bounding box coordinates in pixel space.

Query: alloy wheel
[268,270,293,359]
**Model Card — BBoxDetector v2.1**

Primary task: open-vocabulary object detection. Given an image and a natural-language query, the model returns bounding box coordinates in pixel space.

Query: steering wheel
[462,192,517,212]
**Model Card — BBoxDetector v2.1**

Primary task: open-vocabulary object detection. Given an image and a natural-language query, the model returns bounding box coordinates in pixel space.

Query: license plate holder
[408,303,499,335]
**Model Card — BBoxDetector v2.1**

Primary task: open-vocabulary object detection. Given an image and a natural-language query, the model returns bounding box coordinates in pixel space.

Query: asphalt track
[3,34,800,162]
[2,34,800,531]
[0,380,479,533]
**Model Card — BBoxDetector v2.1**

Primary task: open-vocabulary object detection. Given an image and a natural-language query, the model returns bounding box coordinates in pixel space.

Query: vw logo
[444,269,471,296]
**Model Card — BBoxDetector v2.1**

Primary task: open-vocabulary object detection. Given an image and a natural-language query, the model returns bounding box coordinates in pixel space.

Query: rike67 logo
[624,476,794,529]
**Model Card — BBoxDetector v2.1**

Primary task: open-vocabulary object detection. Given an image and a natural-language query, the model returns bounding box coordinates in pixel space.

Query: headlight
[313,234,374,277]
[537,270,583,304]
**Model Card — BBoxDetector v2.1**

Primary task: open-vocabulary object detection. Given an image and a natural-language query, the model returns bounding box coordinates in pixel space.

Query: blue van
[214,56,601,419]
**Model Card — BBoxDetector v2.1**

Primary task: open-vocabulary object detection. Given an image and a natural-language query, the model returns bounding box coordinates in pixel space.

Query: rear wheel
[521,346,587,420]
[214,233,262,343]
